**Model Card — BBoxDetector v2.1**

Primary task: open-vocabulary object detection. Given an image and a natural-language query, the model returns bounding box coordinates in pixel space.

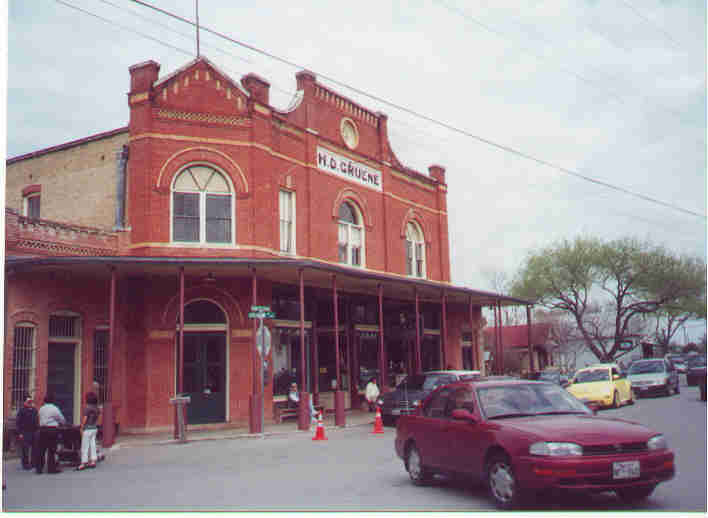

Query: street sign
[257,321,272,357]
[251,305,270,312]
[248,311,276,319]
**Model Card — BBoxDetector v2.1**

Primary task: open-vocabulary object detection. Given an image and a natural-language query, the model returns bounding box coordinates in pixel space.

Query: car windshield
[628,361,664,374]
[667,356,684,364]
[687,356,707,368]
[477,383,590,419]
[539,372,560,382]
[573,369,610,383]
[399,374,455,391]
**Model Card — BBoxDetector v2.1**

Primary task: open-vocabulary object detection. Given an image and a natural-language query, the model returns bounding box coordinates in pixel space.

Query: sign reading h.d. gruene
[316,146,382,192]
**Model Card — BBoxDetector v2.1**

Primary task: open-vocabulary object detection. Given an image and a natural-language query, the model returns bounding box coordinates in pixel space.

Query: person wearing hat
[15,396,39,469]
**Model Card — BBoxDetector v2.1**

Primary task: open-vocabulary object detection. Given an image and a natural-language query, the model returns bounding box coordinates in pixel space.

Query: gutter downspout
[114,145,129,230]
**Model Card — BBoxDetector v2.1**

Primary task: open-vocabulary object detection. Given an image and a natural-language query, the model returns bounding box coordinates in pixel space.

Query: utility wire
[618,0,687,52]
[92,0,705,221]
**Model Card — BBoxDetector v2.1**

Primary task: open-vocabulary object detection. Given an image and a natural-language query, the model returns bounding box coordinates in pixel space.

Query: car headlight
[529,442,583,456]
[377,399,384,406]
[412,400,420,407]
[647,434,668,451]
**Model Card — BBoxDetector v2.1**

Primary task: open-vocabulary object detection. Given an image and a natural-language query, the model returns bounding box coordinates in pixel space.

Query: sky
[4,1,707,341]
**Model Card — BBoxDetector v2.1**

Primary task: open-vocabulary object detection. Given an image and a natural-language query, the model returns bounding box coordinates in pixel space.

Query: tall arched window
[338,201,364,267]
[172,165,233,244]
[406,221,426,278]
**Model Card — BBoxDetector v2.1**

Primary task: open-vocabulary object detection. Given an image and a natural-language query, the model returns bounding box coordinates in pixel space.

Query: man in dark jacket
[15,396,39,469]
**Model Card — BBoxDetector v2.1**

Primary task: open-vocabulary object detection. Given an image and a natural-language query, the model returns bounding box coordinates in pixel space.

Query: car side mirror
[585,402,599,415]
[612,374,620,380]
[451,408,477,422]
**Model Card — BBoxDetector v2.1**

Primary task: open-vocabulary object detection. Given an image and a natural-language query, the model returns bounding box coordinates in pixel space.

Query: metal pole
[414,287,421,374]
[378,284,385,388]
[298,268,308,431]
[527,305,534,375]
[195,0,200,57]
[468,296,475,371]
[179,267,184,394]
[103,267,117,448]
[333,274,345,426]
[441,289,447,369]
[260,318,265,434]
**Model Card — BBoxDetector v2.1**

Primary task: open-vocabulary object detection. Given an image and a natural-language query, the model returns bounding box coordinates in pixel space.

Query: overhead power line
[87,0,702,221]
[618,0,687,52]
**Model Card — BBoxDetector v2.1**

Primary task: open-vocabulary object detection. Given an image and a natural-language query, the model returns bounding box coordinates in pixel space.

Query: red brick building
[4,56,529,440]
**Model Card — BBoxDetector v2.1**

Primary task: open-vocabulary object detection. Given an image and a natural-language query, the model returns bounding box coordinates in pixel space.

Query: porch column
[297,268,309,430]
[441,289,448,369]
[249,268,262,434]
[312,293,319,406]
[497,301,504,374]
[378,284,386,389]
[527,305,534,375]
[333,275,345,426]
[493,303,500,375]
[102,266,117,448]
[468,296,476,371]
[414,287,421,374]
[174,267,186,439]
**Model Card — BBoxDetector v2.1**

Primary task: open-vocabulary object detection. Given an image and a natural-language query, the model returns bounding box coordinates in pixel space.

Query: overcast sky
[4,1,707,338]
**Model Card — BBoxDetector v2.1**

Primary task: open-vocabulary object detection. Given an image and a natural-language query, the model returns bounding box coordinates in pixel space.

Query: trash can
[169,395,191,442]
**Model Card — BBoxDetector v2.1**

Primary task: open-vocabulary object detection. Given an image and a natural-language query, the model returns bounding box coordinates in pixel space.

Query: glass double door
[181,332,226,424]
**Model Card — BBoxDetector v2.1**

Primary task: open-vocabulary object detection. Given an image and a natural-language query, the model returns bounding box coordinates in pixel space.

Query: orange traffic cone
[372,406,384,434]
[312,411,328,441]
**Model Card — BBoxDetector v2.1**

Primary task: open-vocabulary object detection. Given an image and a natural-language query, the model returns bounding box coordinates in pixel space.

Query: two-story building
[4,56,530,442]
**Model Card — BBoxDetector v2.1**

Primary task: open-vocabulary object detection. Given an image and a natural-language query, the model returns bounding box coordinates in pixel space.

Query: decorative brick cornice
[155,109,251,127]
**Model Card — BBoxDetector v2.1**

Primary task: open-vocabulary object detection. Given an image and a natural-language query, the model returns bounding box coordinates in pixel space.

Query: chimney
[241,73,271,105]
[429,165,446,184]
[129,60,160,93]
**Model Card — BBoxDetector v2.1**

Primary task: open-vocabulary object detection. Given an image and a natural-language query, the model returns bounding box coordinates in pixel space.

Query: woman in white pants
[76,392,100,471]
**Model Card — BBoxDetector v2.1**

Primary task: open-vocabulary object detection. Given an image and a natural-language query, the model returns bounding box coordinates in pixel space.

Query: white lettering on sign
[316,147,382,192]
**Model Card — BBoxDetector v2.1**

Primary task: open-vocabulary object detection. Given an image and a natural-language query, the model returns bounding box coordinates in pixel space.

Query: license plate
[613,460,640,479]
[391,408,401,415]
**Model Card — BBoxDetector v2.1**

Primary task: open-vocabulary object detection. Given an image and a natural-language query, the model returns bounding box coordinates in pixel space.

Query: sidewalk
[108,408,377,451]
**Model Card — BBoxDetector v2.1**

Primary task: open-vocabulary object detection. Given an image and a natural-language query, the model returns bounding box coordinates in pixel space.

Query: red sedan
[394,379,675,509]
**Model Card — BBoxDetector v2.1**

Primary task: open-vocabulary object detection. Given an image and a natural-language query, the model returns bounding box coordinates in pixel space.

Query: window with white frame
[12,323,36,411]
[405,221,426,278]
[279,190,295,254]
[172,165,233,244]
[338,201,364,267]
[24,194,40,220]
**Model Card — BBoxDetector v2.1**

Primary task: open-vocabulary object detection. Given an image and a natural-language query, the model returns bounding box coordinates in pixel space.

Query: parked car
[377,370,481,426]
[685,355,707,401]
[394,379,675,509]
[538,369,567,386]
[627,358,680,398]
[665,354,687,374]
[565,363,633,408]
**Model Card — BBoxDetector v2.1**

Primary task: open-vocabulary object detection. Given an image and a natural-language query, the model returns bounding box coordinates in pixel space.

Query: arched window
[406,221,426,278]
[172,165,233,244]
[338,201,364,267]
[12,323,36,411]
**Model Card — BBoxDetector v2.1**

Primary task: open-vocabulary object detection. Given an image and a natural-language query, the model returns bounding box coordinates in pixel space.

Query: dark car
[627,358,680,398]
[394,379,675,509]
[378,370,480,426]
[538,369,569,387]
[665,354,687,374]
[686,355,707,400]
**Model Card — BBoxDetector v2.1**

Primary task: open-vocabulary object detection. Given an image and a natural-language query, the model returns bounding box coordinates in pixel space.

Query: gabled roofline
[6,127,129,164]
[153,56,249,97]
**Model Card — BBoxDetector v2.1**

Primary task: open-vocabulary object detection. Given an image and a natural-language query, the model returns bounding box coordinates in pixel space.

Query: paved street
[3,380,705,512]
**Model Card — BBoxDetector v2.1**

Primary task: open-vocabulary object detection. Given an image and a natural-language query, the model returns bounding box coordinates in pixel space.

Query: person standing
[15,396,39,469]
[76,392,100,471]
[365,378,380,412]
[36,393,66,474]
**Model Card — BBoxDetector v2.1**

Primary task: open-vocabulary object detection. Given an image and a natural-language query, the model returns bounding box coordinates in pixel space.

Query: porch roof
[5,256,532,308]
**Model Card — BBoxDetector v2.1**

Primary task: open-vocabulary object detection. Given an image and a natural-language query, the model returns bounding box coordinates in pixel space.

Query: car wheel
[612,391,620,408]
[700,382,706,401]
[405,443,432,486]
[675,382,680,395]
[665,383,673,397]
[628,389,635,405]
[381,415,394,427]
[486,453,525,510]
[616,485,655,503]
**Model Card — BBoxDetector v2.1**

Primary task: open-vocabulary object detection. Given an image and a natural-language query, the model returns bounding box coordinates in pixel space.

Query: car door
[414,387,454,470]
[441,387,488,479]
[611,366,631,402]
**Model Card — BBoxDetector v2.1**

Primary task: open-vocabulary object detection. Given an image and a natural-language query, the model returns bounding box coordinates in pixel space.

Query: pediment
[153,57,249,116]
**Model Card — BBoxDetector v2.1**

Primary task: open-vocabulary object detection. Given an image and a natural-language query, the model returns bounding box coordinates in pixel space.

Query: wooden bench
[273,400,325,424]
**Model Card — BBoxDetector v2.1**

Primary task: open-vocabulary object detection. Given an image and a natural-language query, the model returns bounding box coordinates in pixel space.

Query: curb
[108,420,374,450]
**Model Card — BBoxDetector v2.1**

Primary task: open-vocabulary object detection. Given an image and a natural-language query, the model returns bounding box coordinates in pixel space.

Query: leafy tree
[511,237,706,363]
